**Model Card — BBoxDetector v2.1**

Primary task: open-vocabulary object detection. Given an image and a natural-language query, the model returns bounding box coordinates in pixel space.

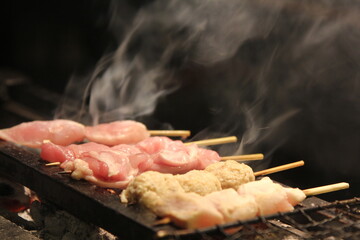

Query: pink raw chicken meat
[136,136,174,154]
[144,144,201,174]
[136,137,221,174]
[40,141,111,163]
[40,136,221,188]
[40,141,148,188]
[41,140,148,167]
[196,147,221,169]
[70,150,138,188]
[0,120,85,148]
[84,120,150,145]
[78,151,132,180]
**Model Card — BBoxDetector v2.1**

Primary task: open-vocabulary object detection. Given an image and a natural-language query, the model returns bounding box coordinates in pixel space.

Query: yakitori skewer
[154,181,350,234]
[44,136,242,168]
[254,160,304,177]
[220,153,264,161]
[184,136,237,146]
[148,130,191,139]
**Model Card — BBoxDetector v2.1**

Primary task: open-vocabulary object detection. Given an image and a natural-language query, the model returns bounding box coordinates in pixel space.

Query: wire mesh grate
[156,198,360,240]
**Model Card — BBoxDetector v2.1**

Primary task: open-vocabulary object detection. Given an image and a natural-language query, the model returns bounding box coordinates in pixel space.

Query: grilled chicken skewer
[153,181,349,231]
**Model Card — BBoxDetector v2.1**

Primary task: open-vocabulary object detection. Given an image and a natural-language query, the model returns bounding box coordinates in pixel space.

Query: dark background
[2,0,120,93]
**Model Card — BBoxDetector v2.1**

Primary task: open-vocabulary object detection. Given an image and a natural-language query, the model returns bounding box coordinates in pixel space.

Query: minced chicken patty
[205,160,255,189]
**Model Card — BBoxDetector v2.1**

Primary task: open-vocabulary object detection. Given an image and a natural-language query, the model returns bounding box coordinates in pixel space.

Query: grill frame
[0,140,358,240]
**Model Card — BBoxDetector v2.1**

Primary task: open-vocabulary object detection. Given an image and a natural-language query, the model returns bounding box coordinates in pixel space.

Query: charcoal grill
[0,140,358,240]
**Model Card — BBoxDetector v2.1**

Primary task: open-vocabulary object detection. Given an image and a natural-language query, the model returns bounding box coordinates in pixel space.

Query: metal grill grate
[156,198,360,240]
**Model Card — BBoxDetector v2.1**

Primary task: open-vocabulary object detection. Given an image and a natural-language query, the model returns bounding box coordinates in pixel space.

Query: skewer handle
[148,130,191,138]
[254,160,304,177]
[302,182,350,196]
[221,153,264,161]
[45,162,61,166]
[184,136,237,146]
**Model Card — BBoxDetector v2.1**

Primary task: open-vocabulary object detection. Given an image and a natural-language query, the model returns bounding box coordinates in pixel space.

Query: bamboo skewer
[45,162,61,166]
[254,160,304,177]
[148,130,191,138]
[302,182,350,196]
[221,153,264,161]
[184,136,237,146]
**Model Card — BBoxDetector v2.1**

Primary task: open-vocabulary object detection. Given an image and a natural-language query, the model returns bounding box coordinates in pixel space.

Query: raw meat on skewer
[40,140,111,163]
[69,151,139,188]
[41,141,147,188]
[137,137,221,174]
[0,119,193,147]
[0,120,85,148]
[84,120,150,145]
[40,137,223,188]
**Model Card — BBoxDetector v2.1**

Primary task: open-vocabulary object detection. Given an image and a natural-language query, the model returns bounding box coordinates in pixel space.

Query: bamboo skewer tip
[185,136,238,146]
[45,162,61,166]
[254,160,305,177]
[148,130,191,138]
[302,182,350,196]
[220,153,264,161]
